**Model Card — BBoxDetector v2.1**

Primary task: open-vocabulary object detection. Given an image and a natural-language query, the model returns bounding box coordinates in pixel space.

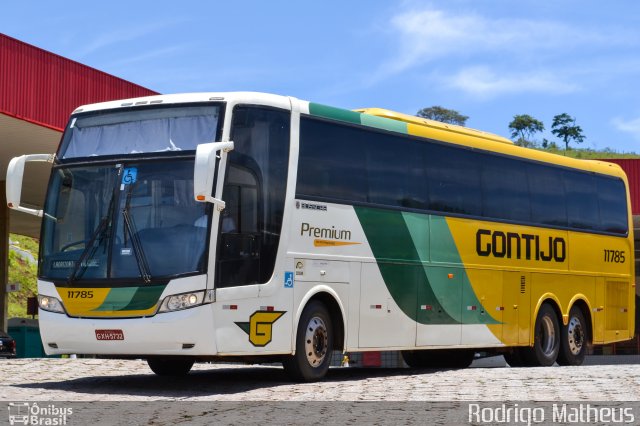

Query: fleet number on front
[603,250,625,263]
[67,290,94,298]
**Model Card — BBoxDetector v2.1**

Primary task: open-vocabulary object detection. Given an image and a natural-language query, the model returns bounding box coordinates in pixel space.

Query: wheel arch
[295,285,346,352]
[530,293,563,345]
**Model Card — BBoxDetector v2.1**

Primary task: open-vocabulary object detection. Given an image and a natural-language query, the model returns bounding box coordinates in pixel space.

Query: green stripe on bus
[356,207,499,325]
[309,103,361,124]
[93,285,165,312]
[121,285,166,311]
[92,287,138,312]
[426,216,499,325]
[360,114,408,133]
[355,207,457,324]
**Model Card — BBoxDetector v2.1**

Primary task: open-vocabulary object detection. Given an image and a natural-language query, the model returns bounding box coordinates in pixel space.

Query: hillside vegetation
[540,147,640,160]
[8,234,38,318]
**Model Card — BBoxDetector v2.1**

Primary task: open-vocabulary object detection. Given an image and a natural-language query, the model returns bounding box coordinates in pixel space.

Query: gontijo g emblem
[235,310,286,347]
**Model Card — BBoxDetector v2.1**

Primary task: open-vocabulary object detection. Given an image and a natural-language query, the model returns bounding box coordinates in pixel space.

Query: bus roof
[355,108,514,145]
[68,91,627,182]
[349,107,626,181]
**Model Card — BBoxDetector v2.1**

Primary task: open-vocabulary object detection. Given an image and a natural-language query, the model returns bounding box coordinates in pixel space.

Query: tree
[508,114,544,146]
[416,106,468,126]
[551,113,585,150]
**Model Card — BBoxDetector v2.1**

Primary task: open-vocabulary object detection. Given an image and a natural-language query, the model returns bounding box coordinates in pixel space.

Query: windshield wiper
[67,174,118,284]
[67,215,109,283]
[122,184,152,283]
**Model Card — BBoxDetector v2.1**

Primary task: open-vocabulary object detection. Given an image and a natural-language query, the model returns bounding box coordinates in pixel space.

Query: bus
[6,92,635,381]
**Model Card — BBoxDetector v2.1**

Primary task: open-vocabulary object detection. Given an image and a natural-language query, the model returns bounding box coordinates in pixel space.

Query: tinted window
[217,106,290,288]
[529,164,567,227]
[297,115,628,236]
[598,177,628,234]
[564,171,600,230]
[366,138,427,208]
[426,145,481,216]
[481,155,530,222]
[297,119,367,202]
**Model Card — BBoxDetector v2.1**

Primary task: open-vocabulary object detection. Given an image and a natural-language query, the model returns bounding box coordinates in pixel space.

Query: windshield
[40,159,210,282]
[58,105,220,159]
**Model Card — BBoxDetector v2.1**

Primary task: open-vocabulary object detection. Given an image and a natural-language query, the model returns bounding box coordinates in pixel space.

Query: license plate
[95,329,124,340]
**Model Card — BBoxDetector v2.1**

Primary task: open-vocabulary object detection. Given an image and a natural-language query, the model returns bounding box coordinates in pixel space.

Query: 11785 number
[67,290,94,298]
[603,250,625,263]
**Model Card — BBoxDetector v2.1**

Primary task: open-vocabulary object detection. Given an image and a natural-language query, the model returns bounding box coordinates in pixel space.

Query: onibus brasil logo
[8,402,73,425]
[235,310,286,347]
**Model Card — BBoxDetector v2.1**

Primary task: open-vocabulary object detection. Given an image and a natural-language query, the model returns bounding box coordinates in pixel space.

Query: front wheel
[147,358,194,376]
[522,303,560,366]
[557,306,588,366]
[283,301,333,382]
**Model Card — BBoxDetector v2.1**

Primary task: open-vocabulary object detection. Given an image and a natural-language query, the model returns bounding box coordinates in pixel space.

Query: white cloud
[443,66,579,98]
[76,21,183,58]
[612,116,640,141]
[375,6,633,82]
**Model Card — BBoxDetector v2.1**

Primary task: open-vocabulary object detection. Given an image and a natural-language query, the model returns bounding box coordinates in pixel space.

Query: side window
[366,137,427,209]
[481,155,530,222]
[298,118,367,202]
[564,171,600,230]
[426,144,481,216]
[529,164,567,227]
[216,106,290,288]
[597,177,628,234]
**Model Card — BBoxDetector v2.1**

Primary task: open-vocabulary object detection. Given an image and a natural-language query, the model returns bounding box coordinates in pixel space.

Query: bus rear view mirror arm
[193,141,234,210]
[6,153,55,217]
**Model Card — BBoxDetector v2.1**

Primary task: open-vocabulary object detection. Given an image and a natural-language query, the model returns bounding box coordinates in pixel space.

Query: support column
[0,183,8,332]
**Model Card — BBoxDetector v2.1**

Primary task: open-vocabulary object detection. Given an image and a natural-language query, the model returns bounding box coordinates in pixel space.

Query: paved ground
[1,356,639,425]
[1,356,639,402]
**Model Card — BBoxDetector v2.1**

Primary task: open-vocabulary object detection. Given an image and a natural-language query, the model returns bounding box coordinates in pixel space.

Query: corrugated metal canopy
[0,33,158,238]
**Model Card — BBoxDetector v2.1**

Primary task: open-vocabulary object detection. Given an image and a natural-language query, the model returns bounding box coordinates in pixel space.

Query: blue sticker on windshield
[122,168,137,185]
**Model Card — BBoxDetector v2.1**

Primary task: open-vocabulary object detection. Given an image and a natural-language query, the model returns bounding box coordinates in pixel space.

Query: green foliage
[538,146,640,159]
[8,234,38,318]
[416,106,468,126]
[509,114,544,146]
[551,113,585,150]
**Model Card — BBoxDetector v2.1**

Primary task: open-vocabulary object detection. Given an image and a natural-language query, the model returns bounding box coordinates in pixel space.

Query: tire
[402,349,474,369]
[557,306,588,366]
[147,358,194,376]
[283,301,333,382]
[522,303,560,366]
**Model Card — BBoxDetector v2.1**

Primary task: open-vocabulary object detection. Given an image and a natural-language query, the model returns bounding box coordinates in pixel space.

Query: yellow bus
[6,92,635,381]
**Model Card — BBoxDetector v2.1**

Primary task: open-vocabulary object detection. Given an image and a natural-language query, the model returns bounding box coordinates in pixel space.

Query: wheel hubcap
[304,316,328,367]
[540,316,556,356]
[567,316,584,355]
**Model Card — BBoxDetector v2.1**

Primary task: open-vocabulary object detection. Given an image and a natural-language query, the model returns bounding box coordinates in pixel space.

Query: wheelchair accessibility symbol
[122,167,137,185]
[284,271,294,288]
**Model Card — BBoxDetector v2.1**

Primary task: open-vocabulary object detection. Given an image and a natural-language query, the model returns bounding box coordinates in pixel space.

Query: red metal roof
[603,159,640,215]
[0,33,158,132]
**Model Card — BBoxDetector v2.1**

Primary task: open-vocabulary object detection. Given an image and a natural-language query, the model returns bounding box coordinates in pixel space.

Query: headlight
[158,291,205,313]
[38,295,65,314]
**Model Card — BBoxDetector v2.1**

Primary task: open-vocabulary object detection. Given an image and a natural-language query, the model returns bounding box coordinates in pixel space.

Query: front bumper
[39,303,217,356]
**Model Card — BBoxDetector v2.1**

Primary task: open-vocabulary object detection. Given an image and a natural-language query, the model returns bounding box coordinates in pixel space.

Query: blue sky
[3,1,640,152]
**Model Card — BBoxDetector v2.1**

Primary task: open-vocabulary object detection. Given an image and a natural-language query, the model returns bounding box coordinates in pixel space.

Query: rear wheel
[283,301,333,382]
[402,349,474,369]
[557,306,588,366]
[522,303,560,366]
[147,358,194,376]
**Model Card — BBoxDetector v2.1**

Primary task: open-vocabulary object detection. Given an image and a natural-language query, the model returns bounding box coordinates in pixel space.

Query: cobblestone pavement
[1,357,639,402]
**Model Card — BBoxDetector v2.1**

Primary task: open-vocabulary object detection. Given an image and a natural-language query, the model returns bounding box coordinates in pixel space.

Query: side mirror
[194,141,234,209]
[6,153,55,217]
